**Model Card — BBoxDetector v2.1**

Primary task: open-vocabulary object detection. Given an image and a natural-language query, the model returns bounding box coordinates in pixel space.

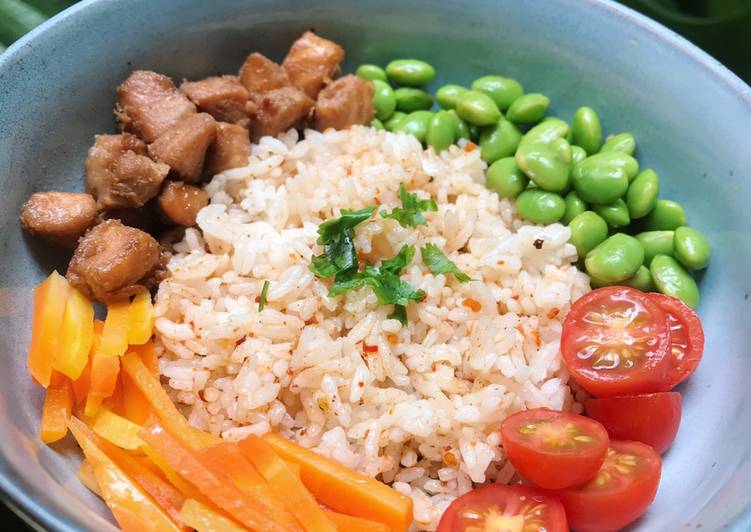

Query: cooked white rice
[153,126,590,530]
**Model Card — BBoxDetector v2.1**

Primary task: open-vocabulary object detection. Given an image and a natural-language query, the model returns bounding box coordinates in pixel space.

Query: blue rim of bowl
[0,0,750,530]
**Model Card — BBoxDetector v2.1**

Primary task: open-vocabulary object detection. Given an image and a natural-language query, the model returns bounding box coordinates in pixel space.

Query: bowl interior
[1,0,750,530]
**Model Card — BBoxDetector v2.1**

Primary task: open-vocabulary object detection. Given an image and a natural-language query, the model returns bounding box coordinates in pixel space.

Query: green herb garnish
[258,280,270,311]
[381,185,438,228]
[309,206,376,278]
[421,243,472,283]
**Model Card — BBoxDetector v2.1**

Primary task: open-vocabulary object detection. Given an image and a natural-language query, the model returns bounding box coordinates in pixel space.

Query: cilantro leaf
[381,185,438,228]
[421,243,472,283]
[258,280,270,311]
[310,207,375,278]
[389,304,408,325]
[380,244,415,275]
[317,207,376,244]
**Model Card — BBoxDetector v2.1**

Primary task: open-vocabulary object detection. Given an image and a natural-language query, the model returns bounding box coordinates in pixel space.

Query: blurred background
[1,0,750,82]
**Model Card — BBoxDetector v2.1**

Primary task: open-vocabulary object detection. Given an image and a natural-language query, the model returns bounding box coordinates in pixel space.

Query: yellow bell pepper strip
[141,442,211,505]
[28,271,69,387]
[53,286,94,381]
[264,433,413,532]
[72,320,103,406]
[237,435,337,532]
[99,297,131,358]
[138,415,290,532]
[128,289,154,345]
[121,352,219,450]
[92,409,144,450]
[68,417,183,532]
[84,353,120,417]
[323,509,390,532]
[76,460,102,497]
[39,372,74,444]
[178,499,246,532]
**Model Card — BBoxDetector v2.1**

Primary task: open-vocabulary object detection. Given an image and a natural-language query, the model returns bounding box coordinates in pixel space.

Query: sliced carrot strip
[102,375,126,417]
[141,442,210,504]
[68,417,182,532]
[85,353,120,418]
[238,435,336,532]
[138,415,288,532]
[76,460,102,497]
[28,271,69,387]
[178,499,245,532]
[264,433,413,532]
[72,320,103,406]
[53,286,94,380]
[128,289,154,345]
[121,371,153,425]
[40,372,74,443]
[131,340,160,375]
[323,509,390,532]
[93,409,144,450]
[98,298,131,358]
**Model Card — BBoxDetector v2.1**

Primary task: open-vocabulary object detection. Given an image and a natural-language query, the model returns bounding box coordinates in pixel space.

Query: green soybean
[572,154,630,204]
[372,80,397,120]
[486,157,528,198]
[468,124,481,141]
[370,118,384,130]
[393,110,434,142]
[515,142,571,192]
[562,191,587,225]
[622,265,656,291]
[516,189,566,224]
[650,254,700,308]
[356,64,387,82]
[597,151,639,181]
[593,198,630,228]
[479,120,522,163]
[571,145,587,164]
[471,75,524,111]
[585,233,644,283]
[426,111,456,152]
[384,111,406,132]
[601,132,636,156]
[436,85,468,110]
[456,91,502,126]
[641,199,687,230]
[385,59,436,86]
[674,227,711,270]
[572,106,603,154]
[626,169,659,219]
[448,110,470,139]
[506,93,550,124]
[521,118,569,147]
[569,211,608,257]
[395,87,433,112]
[636,230,674,265]
[550,138,573,164]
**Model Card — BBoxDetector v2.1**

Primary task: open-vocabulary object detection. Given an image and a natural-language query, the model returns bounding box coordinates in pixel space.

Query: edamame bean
[572,106,603,154]
[426,111,456,152]
[479,120,522,163]
[593,198,630,228]
[393,110,434,142]
[485,157,528,198]
[585,233,644,283]
[372,80,397,120]
[516,189,566,224]
[456,91,502,126]
[471,75,524,110]
[395,87,433,112]
[635,230,674,265]
[572,154,630,204]
[448,110,470,139]
[521,118,569,147]
[562,191,587,225]
[370,118,384,130]
[436,84,468,110]
[515,142,571,192]
[550,138,573,164]
[384,111,406,131]
[569,211,608,256]
[571,145,587,163]
[385,59,436,86]
[674,226,711,269]
[641,199,687,230]
[622,265,656,291]
[626,169,659,219]
[650,254,700,308]
[506,93,550,124]
[601,132,636,155]
[597,151,639,181]
[356,64,387,82]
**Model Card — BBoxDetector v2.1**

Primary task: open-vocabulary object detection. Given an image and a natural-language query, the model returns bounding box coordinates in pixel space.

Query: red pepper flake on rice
[362,342,379,354]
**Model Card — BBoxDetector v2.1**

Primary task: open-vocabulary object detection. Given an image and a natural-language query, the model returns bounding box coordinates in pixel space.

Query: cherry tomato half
[500,408,609,489]
[437,483,568,532]
[561,286,672,397]
[648,293,705,390]
[585,392,682,454]
[552,440,662,531]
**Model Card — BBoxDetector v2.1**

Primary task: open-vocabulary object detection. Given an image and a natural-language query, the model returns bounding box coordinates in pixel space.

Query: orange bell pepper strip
[53,286,94,381]
[264,433,413,532]
[128,289,154,345]
[121,371,153,425]
[72,320,103,406]
[141,442,211,504]
[99,298,131,358]
[121,353,219,450]
[178,499,245,532]
[138,415,289,532]
[92,408,144,450]
[76,460,102,497]
[85,353,120,418]
[68,417,183,532]
[39,372,74,444]
[28,271,69,387]
[131,340,160,375]
[237,435,336,532]
[323,510,390,532]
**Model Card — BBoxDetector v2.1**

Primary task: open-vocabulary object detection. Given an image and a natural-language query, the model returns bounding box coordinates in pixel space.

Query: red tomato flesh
[648,293,705,390]
[585,392,682,454]
[561,286,672,397]
[500,408,609,489]
[437,483,567,532]
[552,440,662,531]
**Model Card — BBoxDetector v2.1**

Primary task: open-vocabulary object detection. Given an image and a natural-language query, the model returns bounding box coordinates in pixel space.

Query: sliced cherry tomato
[500,408,609,489]
[648,293,705,390]
[437,484,567,532]
[585,392,682,454]
[553,440,661,531]
[561,286,672,397]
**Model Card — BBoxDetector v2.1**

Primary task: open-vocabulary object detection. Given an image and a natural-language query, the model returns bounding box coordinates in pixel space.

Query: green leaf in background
[0,0,76,51]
